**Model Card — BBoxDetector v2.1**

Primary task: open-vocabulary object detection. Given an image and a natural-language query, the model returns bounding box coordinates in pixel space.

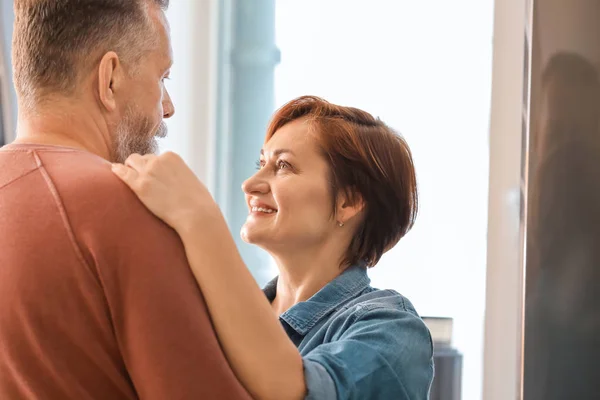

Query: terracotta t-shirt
[0,144,250,400]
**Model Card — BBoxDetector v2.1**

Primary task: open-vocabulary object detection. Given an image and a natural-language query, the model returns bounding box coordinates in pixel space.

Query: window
[274,1,494,399]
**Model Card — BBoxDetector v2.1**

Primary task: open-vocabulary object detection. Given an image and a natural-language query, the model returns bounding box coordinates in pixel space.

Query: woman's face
[241,119,337,251]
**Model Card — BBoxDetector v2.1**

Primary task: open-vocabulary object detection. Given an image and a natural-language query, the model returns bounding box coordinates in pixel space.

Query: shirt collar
[263,264,371,336]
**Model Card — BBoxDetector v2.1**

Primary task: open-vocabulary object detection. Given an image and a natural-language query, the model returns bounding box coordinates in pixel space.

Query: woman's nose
[242,171,270,195]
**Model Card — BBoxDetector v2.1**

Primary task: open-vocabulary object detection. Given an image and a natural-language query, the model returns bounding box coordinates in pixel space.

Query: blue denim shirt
[263,265,434,400]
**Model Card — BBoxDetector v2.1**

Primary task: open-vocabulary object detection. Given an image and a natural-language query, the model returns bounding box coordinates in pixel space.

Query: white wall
[161,0,219,186]
[482,0,528,399]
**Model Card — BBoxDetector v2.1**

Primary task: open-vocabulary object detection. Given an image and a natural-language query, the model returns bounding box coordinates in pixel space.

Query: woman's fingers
[114,153,159,191]
[124,153,155,171]
[111,151,216,231]
[111,163,139,188]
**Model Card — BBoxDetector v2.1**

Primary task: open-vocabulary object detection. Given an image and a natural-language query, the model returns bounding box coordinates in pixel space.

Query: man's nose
[163,90,175,119]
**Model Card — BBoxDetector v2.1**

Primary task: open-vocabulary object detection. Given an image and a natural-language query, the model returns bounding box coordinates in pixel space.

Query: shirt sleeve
[67,172,252,400]
[302,304,433,400]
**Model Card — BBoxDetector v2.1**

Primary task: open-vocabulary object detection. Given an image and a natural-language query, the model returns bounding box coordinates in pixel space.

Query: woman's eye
[256,159,290,170]
[277,160,290,169]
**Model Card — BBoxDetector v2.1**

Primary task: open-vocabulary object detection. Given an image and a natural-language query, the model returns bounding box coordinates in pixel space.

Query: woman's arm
[179,214,306,400]
[112,153,306,400]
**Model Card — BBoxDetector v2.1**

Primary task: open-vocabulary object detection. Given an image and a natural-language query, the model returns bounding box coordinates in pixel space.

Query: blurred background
[2,1,600,399]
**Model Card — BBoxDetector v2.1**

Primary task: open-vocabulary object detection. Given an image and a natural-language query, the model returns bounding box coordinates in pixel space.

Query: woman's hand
[111,152,220,232]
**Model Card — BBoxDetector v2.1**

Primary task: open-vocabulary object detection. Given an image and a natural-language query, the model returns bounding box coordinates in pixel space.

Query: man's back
[0,144,250,399]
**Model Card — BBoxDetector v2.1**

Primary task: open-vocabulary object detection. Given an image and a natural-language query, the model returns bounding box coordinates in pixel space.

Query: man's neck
[14,99,114,161]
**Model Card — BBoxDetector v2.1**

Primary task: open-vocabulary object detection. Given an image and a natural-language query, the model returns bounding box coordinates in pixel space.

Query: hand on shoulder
[111,152,221,232]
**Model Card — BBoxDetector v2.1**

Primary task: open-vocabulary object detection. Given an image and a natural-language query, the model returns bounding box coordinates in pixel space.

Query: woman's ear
[335,189,365,226]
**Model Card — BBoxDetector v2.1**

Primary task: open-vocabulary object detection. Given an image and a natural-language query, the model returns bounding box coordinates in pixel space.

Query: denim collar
[263,264,371,336]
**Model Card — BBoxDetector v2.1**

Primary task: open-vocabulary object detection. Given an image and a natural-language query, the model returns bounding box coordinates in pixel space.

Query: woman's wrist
[174,203,228,239]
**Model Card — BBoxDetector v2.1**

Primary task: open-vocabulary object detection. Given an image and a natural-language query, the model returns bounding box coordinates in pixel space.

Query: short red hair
[265,96,418,267]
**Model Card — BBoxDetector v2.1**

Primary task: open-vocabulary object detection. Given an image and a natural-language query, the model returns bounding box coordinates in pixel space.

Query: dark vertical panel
[524,1,600,399]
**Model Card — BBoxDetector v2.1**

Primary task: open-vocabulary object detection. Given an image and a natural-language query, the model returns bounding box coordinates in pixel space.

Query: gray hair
[12,0,170,110]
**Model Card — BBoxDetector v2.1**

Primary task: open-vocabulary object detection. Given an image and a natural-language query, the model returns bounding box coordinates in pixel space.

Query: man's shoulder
[28,147,163,232]
[0,144,131,200]
[36,147,130,196]
[34,148,183,265]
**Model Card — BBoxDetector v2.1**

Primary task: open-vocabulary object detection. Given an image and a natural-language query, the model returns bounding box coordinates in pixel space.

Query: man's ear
[97,51,121,112]
[335,189,365,225]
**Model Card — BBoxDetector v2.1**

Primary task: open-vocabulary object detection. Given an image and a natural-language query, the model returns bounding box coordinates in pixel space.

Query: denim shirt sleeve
[301,304,434,400]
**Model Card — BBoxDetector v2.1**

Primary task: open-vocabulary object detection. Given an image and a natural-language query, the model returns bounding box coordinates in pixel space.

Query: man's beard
[113,108,168,163]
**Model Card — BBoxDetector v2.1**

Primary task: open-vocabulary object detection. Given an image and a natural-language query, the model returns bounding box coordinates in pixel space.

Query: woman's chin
[240,224,261,245]
[241,226,277,251]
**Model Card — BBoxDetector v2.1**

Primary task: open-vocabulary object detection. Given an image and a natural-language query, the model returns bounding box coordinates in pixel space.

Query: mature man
[0,1,250,399]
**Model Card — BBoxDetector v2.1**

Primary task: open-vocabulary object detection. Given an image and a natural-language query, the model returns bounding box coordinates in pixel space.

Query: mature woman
[112,96,434,399]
